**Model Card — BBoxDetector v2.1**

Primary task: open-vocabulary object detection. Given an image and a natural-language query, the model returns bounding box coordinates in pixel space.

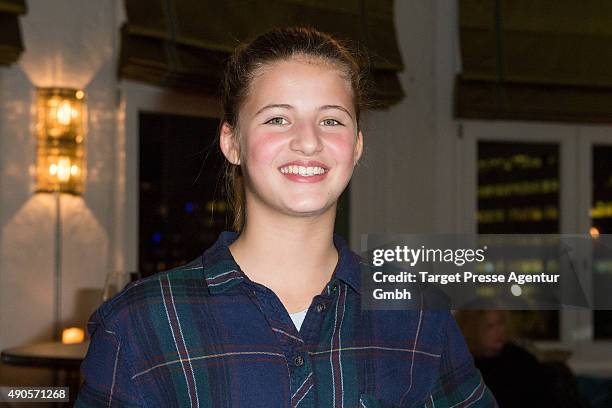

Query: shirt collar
[200,231,361,295]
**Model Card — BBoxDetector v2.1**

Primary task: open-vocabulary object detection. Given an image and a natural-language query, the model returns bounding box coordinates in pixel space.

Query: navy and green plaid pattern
[76,232,497,407]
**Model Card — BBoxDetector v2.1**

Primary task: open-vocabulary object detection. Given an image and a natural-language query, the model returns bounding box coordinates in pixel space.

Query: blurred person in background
[455,310,586,408]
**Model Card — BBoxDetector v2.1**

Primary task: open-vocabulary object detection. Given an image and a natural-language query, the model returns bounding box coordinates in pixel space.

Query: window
[592,144,612,339]
[139,113,225,276]
[478,140,560,340]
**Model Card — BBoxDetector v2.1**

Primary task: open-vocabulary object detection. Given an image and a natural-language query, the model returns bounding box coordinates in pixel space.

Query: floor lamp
[35,87,86,340]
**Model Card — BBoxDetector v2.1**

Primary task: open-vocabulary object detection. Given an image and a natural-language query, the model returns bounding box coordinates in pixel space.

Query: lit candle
[62,327,85,344]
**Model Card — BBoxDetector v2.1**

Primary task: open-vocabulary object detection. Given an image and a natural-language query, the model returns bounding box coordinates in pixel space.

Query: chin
[282,198,335,216]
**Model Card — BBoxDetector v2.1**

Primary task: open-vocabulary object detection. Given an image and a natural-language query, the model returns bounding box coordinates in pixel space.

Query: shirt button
[294,355,304,367]
[316,303,326,313]
[331,283,339,293]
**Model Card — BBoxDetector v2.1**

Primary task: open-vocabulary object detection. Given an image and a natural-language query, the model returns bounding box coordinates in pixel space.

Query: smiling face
[220,56,363,221]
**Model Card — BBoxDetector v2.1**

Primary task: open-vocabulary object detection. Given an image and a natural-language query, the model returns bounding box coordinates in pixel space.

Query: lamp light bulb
[56,157,71,182]
[56,101,74,125]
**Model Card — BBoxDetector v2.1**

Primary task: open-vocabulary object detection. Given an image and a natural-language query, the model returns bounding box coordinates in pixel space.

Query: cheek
[244,131,285,164]
[325,133,358,163]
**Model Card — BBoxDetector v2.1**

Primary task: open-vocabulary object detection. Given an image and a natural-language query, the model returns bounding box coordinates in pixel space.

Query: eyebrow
[254,103,354,119]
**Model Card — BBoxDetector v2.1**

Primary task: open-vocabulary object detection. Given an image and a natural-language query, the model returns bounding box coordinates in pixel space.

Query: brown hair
[220,26,368,232]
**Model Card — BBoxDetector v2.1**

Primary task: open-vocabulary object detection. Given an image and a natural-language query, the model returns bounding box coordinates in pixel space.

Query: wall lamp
[36,87,86,195]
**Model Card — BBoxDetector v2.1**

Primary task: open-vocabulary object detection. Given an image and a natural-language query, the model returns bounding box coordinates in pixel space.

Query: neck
[239,214,336,264]
[229,202,339,312]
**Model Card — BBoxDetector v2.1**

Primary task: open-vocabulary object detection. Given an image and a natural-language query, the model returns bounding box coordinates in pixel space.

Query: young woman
[77,27,496,407]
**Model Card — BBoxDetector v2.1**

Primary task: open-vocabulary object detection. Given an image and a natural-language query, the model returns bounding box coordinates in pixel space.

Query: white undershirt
[289,309,308,331]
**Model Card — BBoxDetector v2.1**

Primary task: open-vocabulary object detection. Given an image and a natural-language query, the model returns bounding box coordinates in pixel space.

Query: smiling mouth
[279,165,328,177]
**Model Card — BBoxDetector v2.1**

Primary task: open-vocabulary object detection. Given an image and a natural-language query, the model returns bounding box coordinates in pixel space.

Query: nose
[289,122,323,156]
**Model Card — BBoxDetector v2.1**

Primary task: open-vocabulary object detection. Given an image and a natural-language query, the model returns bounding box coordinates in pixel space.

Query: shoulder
[91,257,207,334]
[502,342,539,364]
[360,299,455,360]
[358,258,453,311]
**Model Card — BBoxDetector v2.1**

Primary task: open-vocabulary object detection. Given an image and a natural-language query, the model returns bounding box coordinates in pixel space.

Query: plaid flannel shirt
[76,232,497,407]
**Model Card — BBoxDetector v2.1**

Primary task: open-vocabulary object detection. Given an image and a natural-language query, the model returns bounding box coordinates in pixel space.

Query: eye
[321,118,343,126]
[265,117,289,125]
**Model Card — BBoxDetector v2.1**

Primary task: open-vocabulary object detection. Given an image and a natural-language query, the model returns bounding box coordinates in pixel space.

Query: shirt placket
[247,281,336,408]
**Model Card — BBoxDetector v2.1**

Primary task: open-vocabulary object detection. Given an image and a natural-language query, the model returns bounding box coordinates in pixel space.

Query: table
[1,341,89,406]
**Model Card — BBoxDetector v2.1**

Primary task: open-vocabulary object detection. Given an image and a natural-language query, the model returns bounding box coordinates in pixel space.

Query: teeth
[280,165,327,176]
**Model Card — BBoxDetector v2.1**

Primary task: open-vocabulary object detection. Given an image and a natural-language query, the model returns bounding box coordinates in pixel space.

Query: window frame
[115,81,221,276]
[458,120,612,377]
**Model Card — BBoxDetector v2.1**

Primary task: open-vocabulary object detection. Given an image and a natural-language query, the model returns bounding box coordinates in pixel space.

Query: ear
[220,122,241,165]
[353,129,364,165]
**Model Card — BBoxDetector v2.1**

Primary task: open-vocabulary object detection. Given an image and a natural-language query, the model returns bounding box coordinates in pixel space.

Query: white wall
[350,0,460,249]
[0,0,120,349]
